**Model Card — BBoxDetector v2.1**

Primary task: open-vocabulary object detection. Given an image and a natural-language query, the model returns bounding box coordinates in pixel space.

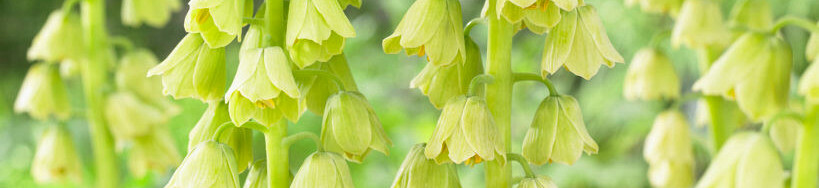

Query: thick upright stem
[793,105,819,188]
[484,0,514,187]
[265,119,289,188]
[697,49,732,152]
[265,0,284,46]
[80,0,118,187]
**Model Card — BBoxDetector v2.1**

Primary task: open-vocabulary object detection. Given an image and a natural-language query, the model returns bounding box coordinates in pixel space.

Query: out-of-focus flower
[623,48,680,101]
[694,32,791,121]
[122,0,181,27]
[31,125,82,184]
[291,151,354,188]
[104,92,168,139]
[643,110,695,188]
[148,33,227,102]
[165,141,242,188]
[496,0,562,34]
[391,143,461,188]
[625,0,683,17]
[383,0,466,66]
[286,0,356,68]
[522,95,598,165]
[183,0,246,47]
[766,115,801,155]
[188,102,254,172]
[14,63,70,121]
[127,128,182,178]
[321,91,391,162]
[28,10,84,62]
[695,132,785,188]
[671,0,731,48]
[242,160,268,188]
[425,96,505,165]
[541,5,624,80]
[117,49,179,114]
[807,28,818,62]
[728,0,773,31]
[799,58,819,104]
[518,176,558,188]
[410,37,483,109]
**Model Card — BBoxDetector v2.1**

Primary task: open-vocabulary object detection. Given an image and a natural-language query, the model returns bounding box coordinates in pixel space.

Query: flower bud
[391,144,461,188]
[728,0,773,31]
[291,151,354,188]
[304,56,359,115]
[695,132,785,188]
[799,58,819,104]
[518,176,558,188]
[766,116,800,155]
[693,32,791,121]
[104,92,168,139]
[286,0,356,68]
[522,95,598,165]
[496,0,562,34]
[122,0,181,27]
[243,160,268,188]
[383,0,466,66]
[183,0,246,48]
[643,110,694,188]
[128,128,182,178]
[671,0,731,48]
[322,91,391,162]
[14,63,70,121]
[148,33,227,102]
[410,37,483,109]
[626,0,683,17]
[541,5,624,80]
[117,49,179,114]
[165,141,242,188]
[188,102,254,172]
[27,10,83,62]
[31,125,82,184]
[425,96,506,165]
[623,48,680,101]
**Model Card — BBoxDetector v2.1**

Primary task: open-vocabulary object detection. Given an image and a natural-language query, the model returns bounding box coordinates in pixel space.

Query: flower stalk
[266,119,290,188]
[508,153,536,178]
[697,49,732,152]
[771,16,819,34]
[793,105,819,188]
[484,0,515,186]
[513,73,558,96]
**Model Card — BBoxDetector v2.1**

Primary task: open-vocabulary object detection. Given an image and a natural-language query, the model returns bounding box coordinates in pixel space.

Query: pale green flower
[188,102,254,172]
[623,48,680,101]
[517,176,558,188]
[291,151,354,188]
[671,0,731,48]
[693,32,791,121]
[31,125,82,184]
[647,161,695,188]
[807,28,818,62]
[243,160,268,188]
[541,5,624,80]
[695,132,785,188]
[286,0,356,68]
[14,63,70,121]
[59,58,80,78]
[625,0,683,17]
[183,0,246,47]
[799,58,819,104]
[27,10,83,62]
[425,96,506,165]
[392,144,461,188]
[383,0,465,66]
[127,128,182,178]
[728,0,773,31]
[165,141,241,188]
[322,91,391,162]
[116,49,179,114]
[104,92,168,139]
[304,56,359,115]
[522,95,598,165]
[122,0,181,27]
[148,33,227,102]
[410,37,483,109]
[766,115,801,155]
[496,0,562,34]
[551,0,583,11]
[643,110,695,188]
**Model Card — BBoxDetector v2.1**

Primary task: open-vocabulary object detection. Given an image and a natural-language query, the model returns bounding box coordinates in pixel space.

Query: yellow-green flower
[383,0,466,66]
[392,144,461,188]
[127,128,182,178]
[291,151,354,188]
[322,91,391,162]
[304,56,359,115]
[188,102,254,172]
[148,33,227,102]
[14,63,70,121]
[286,0,356,68]
[338,0,361,8]
[522,95,598,165]
[183,0,246,48]
[695,132,784,188]
[27,10,83,62]
[411,37,483,109]
[116,49,179,114]
[671,0,731,48]
[541,5,624,80]
[518,176,558,188]
[31,125,82,184]
[693,32,791,121]
[496,0,562,34]
[425,96,505,165]
[728,0,773,31]
[623,48,680,101]
[799,58,819,104]
[643,110,694,188]
[165,141,242,188]
[122,0,181,27]
[104,92,168,139]
[243,160,268,188]
[625,0,683,17]
[766,115,800,155]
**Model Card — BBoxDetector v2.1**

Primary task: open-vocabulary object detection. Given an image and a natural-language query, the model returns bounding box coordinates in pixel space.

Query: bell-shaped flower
[693,32,791,121]
[425,96,506,165]
[728,0,773,31]
[522,95,598,165]
[541,5,624,80]
[623,48,680,101]
[496,0,562,34]
[148,33,227,102]
[625,0,683,17]
[392,144,461,188]
[31,125,82,184]
[807,29,818,62]
[321,91,391,162]
[338,0,361,8]
[291,151,354,188]
[127,128,182,178]
[518,176,558,188]
[242,160,268,188]
[695,132,785,188]
[104,92,168,140]
[183,0,246,48]
[643,110,695,188]
[799,58,819,104]
[383,0,466,66]
[165,141,242,188]
[122,0,181,27]
[766,115,801,155]
[14,63,70,121]
[286,0,356,68]
[27,10,83,62]
[671,0,731,48]
[188,102,254,172]
[116,49,179,114]
[411,37,483,109]
[304,56,359,115]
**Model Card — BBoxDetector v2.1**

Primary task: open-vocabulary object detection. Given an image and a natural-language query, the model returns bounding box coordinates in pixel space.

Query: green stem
[467,74,494,97]
[265,0,284,46]
[80,0,118,187]
[792,105,819,188]
[507,153,536,178]
[484,0,515,187]
[294,69,348,91]
[243,17,265,26]
[281,132,322,151]
[464,18,485,37]
[109,36,134,52]
[513,72,558,96]
[212,122,235,140]
[697,49,732,153]
[771,16,819,33]
[265,119,289,188]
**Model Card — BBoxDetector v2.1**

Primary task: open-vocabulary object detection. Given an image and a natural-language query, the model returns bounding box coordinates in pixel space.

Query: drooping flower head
[623,48,680,101]
[165,141,242,188]
[188,102,254,172]
[104,92,168,140]
[392,144,461,188]
[183,0,247,48]
[122,0,181,27]
[148,33,227,102]
[643,110,695,188]
[286,0,356,68]
[799,58,819,104]
[425,96,506,165]
[522,95,598,165]
[695,132,785,188]
[518,176,558,188]
[15,63,70,121]
[766,115,801,155]
[242,160,268,188]
[671,0,731,48]
[410,36,483,109]
[496,0,562,34]
[127,128,182,178]
[304,56,359,115]
[116,49,179,114]
[383,0,466,66]
[31,125,83,184]
[728,0,773,31]
[290,151,355,188]
[28,10,84,62]
[625,0,683,17]
[321,91,391,162]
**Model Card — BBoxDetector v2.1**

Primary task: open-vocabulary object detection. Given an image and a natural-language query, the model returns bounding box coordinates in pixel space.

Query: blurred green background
[1,0,818,187]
